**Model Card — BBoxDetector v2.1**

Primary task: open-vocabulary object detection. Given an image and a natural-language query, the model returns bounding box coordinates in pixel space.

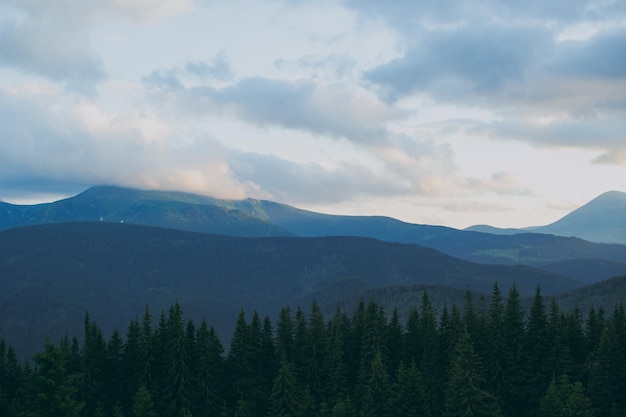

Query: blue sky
[0,0,625,228]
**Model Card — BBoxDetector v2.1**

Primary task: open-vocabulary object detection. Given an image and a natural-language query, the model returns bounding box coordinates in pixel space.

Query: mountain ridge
[2,185,626,284]
[0,221,579,359]
[466,190,626,244]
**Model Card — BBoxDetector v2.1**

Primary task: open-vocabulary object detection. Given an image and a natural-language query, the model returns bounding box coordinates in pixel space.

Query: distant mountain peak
[534,191,626,244]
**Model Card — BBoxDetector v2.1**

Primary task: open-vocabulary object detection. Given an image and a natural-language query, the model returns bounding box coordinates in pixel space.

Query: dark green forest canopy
[1,285,623,417]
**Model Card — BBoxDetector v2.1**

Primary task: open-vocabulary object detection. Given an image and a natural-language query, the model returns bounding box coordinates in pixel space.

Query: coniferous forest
[1,283,625,417]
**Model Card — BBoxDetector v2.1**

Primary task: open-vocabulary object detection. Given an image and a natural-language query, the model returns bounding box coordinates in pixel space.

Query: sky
[1,0,625,229]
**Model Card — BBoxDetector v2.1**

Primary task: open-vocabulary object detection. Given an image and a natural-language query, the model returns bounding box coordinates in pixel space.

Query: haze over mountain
[2,186,626,284]
[466,190,626,245]
[0,221,577,359]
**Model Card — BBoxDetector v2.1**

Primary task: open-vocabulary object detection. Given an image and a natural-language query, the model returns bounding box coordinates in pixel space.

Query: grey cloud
[143,53,235,89]
[276,54,358,79]
[550,28,626,78]
[365,24,551,102]
[228,150,408,204]
[186,53,235,81]
[0,20,105,94]
[0,89,250,201]
[343,0,622,30]
[143,69,185,90]
[185,77,400,144]
[483,117,626,164]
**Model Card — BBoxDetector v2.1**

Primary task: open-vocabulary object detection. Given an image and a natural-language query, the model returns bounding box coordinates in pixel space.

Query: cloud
[365,23,552,102]
[228,151,401,204]
[0,0,193,93]
[186,53,235,81]
[0,86,248,200]
[550,28,626,78]
[143,69,185,91]
[3,0,193,23]
[0,20,106,94]
[172,77,407,144]
[343,0,622,31]
[143,53,236,90]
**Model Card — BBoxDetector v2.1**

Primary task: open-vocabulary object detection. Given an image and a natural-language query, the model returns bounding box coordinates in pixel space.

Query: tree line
[0,282,624,417]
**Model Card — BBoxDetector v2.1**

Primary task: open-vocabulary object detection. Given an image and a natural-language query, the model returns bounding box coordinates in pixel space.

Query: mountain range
[2,186,626,283]
[0,221,585,359]
[466,190,626,244]
[1,186,625,358]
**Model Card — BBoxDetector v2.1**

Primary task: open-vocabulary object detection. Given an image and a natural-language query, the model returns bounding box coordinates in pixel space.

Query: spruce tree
[522,287,551,417]
[29,340,84,417]
[443,329,501,417]
[276,307,294,361]
[267,355,303,417]
[164,302,193,416]
[193,320,223,417]
[390,361,430,417]
[324,310,349,403]
[132,384,156,417]
[420,291,443,416]
[501,283,526,417]
[386,308,404,377]
[361,350,390,417]
[306,301,329,404]
[403,307,420,366]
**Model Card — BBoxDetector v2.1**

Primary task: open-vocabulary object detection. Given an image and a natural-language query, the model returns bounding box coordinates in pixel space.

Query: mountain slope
[536,191,626,244]
[231,198,626,283]
[0,222,577,359]
[466,191,626,244]
[0,186,292,237]
[2,186,626,284]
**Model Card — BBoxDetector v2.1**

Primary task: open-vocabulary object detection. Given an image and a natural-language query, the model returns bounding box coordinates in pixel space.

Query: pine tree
[485,282,506,406]
[324,310,349,404]
[390,362,429,417]
[540,375,594,417]
[420,291,443,417]
[565,381,594,417]
[501,283,526,417]
[132,384,156,417]
[521,287,551,417]
[361,350,390,417]
[443,329,501,417]
[403,307,421,366]
[276,307,294,361]
[332,396,356,417]
[540,375,571,417]
[163,302,193,416]
[588,306,626,417]
[267,355,303,417]
[103,329,124,416]
[193,320,223,417]
[29,339,84,417]
[386,308,404,377]
[306,301,328,404]
[79,313,107,416]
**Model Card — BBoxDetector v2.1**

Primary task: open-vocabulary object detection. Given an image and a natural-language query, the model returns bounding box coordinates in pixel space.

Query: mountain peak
[538,190,626,244]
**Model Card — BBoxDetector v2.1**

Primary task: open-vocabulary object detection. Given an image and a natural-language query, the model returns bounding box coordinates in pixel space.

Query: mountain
[467,190,626,245]
[2,186,626,284]
[0,186,292,237]
[536,191,626,244]
[0,222,578,359]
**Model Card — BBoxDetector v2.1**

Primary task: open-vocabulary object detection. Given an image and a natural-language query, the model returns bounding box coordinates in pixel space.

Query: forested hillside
[3,186,626,283]
[0,284,619,417]
[0,222,578,359]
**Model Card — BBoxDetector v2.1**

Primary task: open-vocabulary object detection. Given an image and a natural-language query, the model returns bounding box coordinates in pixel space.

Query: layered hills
[1,221,577,359]
[2,186,626,283]
[1,186,626,359]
